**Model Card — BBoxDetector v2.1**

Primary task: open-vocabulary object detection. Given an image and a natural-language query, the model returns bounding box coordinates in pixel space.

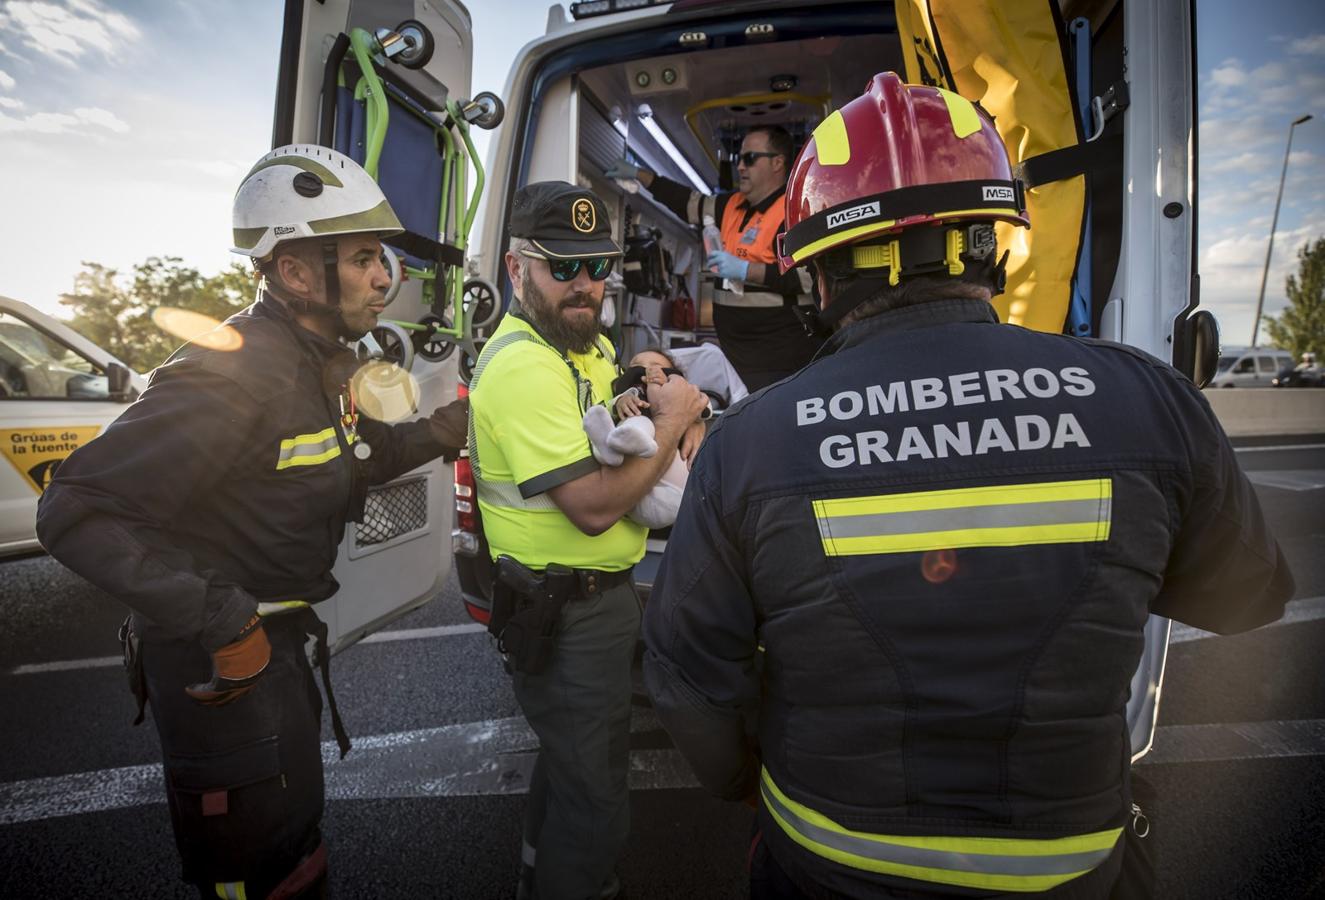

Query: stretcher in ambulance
[449,0,1218,761]
[267,0,502,650]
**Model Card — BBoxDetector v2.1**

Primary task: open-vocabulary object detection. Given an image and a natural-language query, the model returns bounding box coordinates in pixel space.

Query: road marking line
[10,656,121,675]
[360,623,487,643]
[1245,469,1325,491]
[3,713,1322,824]
[1234,443,1325,453]
[1137,719,1325,767]
[8,623,488,675]
[1169,595,1325,644]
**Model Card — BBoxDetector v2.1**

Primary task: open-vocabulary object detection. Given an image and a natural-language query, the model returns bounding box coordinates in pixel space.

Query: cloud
[0,103,128,135]
[0,0,141,66]
[1210,60,1248,88]
[73,105,127,132]
[0,68,13,89]
[0,96,22,109]
[1288,34,1325,56]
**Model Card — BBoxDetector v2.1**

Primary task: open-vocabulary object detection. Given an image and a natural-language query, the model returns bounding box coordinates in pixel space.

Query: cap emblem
[572,198,596,233]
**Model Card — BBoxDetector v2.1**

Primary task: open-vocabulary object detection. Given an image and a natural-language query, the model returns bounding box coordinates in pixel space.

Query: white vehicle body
[0,296,147,559]
[1210,346,1295,388]
[459,0,1204,761]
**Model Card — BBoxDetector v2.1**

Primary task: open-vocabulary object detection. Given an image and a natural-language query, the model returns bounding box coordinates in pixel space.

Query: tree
[59,257,256,372]
[1263,237,1325,361]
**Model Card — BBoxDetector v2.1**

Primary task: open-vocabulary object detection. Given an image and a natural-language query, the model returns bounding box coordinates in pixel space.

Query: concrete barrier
[1203,388,1325,437]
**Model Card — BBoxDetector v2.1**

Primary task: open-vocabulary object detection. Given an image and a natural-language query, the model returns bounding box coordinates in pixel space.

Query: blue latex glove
[706,250,749,282]
[604,158,641,180]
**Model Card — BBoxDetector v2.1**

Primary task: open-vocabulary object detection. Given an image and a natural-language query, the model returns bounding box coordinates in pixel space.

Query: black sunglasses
[522,251,615,282]
[738,151,780,167]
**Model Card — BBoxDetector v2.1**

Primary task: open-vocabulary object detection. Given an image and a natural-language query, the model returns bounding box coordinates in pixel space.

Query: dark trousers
[143,615,326,897]
[513,580,641,900]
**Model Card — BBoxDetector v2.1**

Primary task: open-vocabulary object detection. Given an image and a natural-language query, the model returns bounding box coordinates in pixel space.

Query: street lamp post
[1250,113,1313,347]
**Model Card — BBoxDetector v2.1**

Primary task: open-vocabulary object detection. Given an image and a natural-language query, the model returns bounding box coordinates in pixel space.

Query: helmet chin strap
[282,242,359,339]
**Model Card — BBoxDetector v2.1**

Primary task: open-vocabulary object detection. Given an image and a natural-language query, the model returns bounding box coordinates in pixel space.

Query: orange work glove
[185,615,271,706]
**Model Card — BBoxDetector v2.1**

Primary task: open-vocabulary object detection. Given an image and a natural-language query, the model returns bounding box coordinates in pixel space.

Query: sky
[0,0,1322,351]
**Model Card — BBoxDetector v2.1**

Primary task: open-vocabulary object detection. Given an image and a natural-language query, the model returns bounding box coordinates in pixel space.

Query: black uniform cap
[509,181,622,259]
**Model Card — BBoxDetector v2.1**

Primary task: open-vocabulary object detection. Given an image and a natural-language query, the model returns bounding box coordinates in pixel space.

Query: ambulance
[272,0,1217,759]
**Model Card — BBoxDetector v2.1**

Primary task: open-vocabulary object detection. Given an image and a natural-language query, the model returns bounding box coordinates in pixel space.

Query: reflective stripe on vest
[466,327,611,512]
[275,427,341,470]
[761,769,1122,892]
[713,287,787,308]
[214,882,247,900]
[813,478,1112,556]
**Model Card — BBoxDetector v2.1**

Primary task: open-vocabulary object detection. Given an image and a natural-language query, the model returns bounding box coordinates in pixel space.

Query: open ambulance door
[897,0,1205,760]
[271,0,490,652]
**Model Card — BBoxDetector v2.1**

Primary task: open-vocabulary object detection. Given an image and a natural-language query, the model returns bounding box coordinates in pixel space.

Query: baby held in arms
[582,348,711,529]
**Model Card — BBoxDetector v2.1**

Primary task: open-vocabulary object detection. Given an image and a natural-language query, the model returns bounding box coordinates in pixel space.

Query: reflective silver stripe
[817,498,1111,542]
[474,475,559,511]
[713,288,787,308]
[275,428,340,470]
[214,883,246,900]
[256,600,311,617]
[761,772,1121,887]
[467,331,538,481]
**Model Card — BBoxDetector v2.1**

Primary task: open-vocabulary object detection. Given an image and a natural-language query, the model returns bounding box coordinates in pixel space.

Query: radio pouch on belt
[492,556,575,675]
[117,615,147,726]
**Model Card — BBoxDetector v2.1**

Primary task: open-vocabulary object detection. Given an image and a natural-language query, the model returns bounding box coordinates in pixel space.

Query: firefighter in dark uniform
[642,74,1295,899]
[36,145,469,899]
[607,125,823,391]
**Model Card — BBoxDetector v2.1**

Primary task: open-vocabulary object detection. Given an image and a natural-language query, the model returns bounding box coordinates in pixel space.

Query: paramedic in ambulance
[607,124,824,391]
[468,181,707,900]
[642,73,1294,899]
[36,145,469,900]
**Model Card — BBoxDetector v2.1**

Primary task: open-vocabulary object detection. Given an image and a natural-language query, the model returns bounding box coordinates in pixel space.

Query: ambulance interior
[505,0,1128,400]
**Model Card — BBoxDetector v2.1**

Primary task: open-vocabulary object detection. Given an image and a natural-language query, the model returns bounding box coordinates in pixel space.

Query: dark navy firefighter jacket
[37,295,452,653]
[642,298,1293,898]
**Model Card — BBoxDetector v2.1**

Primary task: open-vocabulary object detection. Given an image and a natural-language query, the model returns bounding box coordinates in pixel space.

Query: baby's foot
[607,416,658,458]
[583,405,624,466]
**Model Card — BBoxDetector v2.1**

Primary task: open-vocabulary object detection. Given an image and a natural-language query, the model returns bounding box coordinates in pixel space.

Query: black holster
[490,556,576,675]
[118,615,147,726]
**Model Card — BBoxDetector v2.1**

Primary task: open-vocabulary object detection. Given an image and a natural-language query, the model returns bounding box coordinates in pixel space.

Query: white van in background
[0,296,146,559]
[1209,346,1294,388]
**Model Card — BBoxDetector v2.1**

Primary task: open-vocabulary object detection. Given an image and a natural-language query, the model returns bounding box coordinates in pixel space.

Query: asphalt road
[1,441,1322,899]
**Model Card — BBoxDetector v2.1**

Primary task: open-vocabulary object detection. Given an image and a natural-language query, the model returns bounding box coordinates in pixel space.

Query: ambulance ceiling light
[569,0,667,19]
[637,104,710,195]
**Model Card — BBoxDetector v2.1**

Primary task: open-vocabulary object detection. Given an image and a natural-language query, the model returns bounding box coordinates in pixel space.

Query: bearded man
[466,181,707,900]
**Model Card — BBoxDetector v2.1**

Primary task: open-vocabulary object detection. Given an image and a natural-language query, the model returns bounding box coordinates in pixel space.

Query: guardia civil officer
[467,181,707,899]
[642,73,1294,899]
[607,125,823,391]
[36,145,469,899]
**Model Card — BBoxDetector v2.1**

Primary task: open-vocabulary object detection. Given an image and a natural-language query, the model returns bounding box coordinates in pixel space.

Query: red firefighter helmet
[776,72,1028,275]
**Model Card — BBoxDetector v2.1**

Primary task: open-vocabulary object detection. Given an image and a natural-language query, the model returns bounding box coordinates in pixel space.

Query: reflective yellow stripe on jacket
[275,427,341,470]
[813,478,1112,556]
[761,770,1122,892]
[214,882,247,900]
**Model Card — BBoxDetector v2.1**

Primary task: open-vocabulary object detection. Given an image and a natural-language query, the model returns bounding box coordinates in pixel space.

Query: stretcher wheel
[459,339,487,384]
[393,20,434,70]
[463,278,501,331]
[468,92,505,130]
[382,246,403,306]
[414,314,457,362]
[367,322,415,370]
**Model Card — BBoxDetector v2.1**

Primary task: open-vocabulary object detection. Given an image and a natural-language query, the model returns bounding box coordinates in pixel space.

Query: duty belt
[531,565,634,598]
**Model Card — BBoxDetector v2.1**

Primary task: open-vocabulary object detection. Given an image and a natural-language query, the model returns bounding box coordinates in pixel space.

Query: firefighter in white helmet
[38,145,468,898]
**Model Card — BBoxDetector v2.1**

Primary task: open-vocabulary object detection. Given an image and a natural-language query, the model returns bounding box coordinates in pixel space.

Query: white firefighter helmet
[231,144,403,262]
